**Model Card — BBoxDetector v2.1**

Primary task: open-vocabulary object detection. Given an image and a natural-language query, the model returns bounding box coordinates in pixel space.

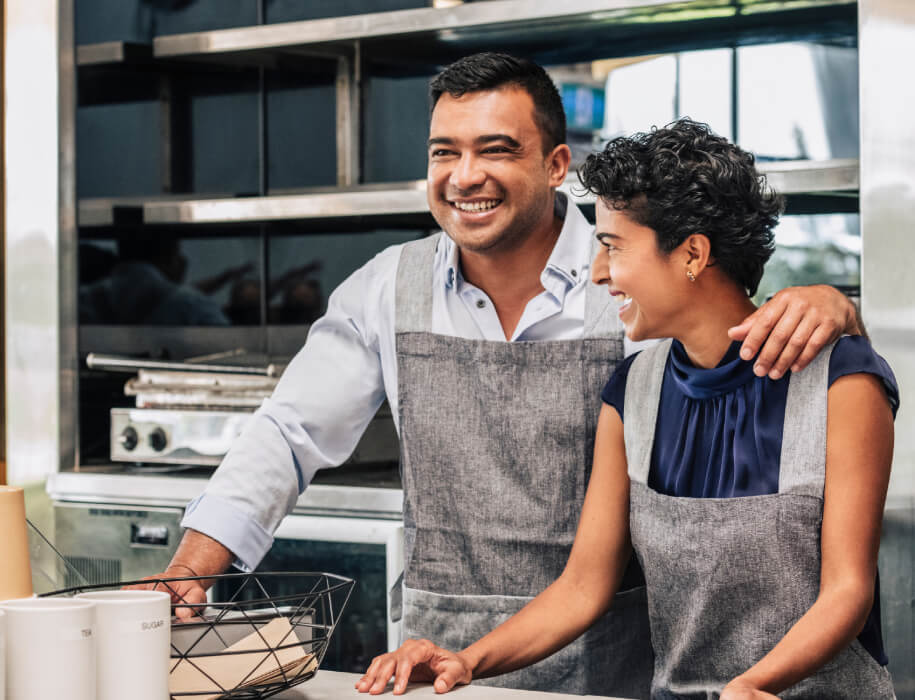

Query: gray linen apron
[625,340,895,699]
[394,232,654,697]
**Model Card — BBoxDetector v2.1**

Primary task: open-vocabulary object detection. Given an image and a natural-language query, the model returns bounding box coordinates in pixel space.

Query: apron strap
[623,339,673,484]
[778,340,836,496]
[395,233,441,334]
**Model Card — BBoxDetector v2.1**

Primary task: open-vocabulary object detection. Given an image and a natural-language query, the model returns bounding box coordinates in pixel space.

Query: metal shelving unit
[77,159,859,229]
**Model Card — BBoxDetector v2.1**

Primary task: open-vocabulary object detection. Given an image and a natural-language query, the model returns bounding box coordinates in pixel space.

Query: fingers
[733,299,787,368]
[356,652,398,695]
[788,322,837,374]
[432,666,467,694]
[172,584,208,620]
[754,307,813,379]
[735,287,846,379]
[356,639,445,695]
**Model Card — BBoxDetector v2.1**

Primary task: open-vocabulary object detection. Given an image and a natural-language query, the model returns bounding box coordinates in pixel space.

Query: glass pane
[754,213,859,305]
[267,230,424,324]
[213,539,389,674]
[678,48,733,141]
[79,235,263,326]
[738,42,858,161]
[604,56,676,138]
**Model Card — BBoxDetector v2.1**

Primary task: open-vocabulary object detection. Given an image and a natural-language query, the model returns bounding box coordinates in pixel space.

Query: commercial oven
[47,473,404,672]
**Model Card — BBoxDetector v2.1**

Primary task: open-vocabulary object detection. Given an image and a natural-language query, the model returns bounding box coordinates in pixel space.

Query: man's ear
[546,143,572,188]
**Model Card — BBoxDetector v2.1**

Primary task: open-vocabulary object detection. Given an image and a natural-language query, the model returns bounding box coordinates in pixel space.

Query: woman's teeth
[452,199,500,212]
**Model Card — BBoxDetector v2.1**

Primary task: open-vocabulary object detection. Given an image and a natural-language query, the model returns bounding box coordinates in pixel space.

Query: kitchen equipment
[48,490,404,673]
[74,590,171,700]
[49,572,354,700]
[0,597,96,700]
[96,354,399,468]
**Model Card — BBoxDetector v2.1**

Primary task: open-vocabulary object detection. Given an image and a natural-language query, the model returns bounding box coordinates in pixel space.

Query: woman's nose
[591,248,609,286]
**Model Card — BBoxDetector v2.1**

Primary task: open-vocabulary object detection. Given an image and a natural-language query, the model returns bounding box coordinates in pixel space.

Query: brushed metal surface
[131,161,857,225]
[860,0,915,696]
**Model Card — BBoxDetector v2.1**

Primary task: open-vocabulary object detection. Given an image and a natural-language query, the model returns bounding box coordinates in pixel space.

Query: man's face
[426,87,569,254]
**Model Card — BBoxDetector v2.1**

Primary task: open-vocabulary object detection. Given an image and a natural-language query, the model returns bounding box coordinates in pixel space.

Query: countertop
[268,671,633,699]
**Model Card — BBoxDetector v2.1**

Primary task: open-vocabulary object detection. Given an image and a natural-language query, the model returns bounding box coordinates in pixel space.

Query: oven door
[210,515,403,673]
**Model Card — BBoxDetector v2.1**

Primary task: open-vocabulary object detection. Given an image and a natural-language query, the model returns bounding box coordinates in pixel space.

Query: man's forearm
[168,528,236,588]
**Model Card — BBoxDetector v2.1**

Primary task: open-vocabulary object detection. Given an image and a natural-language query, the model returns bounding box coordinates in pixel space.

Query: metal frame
[74,162,857,228]
[150,0,855,59]
[859,1,915,691]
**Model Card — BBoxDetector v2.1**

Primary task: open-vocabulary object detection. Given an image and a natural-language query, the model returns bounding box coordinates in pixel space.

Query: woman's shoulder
[600,352,643,421]
[829,335,900,416]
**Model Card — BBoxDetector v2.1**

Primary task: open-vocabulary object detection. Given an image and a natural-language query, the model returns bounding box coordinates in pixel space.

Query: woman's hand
[355,639,472,695]
[721,678,780,700]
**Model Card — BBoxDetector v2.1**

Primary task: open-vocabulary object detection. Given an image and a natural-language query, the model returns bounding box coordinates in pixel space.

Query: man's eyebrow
[427,134,522,148]
[475,134,522,148]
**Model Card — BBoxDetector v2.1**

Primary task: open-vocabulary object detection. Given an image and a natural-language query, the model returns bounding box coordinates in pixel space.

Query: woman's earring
[686,268,696,282]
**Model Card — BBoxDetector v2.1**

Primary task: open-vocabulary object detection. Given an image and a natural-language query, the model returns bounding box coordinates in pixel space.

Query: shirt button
[571,269,578,277]
[476,299,486,309]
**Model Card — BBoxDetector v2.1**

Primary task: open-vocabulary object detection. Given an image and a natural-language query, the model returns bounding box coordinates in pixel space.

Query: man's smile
[447,198,503,213]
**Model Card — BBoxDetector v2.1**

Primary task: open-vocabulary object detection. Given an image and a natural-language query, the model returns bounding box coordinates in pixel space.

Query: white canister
[0,597,96,700]
[75,590,171,700]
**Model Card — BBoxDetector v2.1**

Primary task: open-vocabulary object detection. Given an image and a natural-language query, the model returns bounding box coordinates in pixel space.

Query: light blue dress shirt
[181,195,636,570]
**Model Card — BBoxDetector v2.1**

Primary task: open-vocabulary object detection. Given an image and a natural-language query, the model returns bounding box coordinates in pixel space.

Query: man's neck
[458,211,564,340]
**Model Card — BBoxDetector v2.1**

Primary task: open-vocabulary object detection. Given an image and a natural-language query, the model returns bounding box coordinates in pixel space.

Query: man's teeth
[452,199,500,212]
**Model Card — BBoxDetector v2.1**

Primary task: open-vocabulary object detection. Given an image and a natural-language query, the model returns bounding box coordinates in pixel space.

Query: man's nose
[449,154,485,191]
[591,248,609,286]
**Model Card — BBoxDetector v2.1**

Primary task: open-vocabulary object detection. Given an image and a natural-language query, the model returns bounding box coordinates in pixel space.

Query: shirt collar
[443,192,591,291]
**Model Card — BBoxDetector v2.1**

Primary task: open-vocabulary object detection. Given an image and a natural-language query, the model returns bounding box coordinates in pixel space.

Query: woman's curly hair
[579,118,784,296]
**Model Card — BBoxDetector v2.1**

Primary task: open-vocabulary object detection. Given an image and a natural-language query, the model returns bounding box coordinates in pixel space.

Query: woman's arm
[722,372,893,698]
[355,404,633,695]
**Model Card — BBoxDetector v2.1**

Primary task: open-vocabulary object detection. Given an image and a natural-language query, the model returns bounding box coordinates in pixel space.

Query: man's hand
[124,529,235,619]
[729,285,858,379]
[355,638,472,695]
[126,564,208,620]
[721,678,780,700]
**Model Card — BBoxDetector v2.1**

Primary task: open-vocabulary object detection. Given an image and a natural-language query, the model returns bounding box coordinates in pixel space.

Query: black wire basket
[44,571,355,699]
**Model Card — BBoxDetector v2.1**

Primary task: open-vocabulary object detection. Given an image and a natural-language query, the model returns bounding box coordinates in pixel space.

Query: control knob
[118,426,138,451]
[148,428,168,452]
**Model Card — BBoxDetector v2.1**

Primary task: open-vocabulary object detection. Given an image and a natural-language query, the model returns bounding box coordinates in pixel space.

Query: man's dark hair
[429,52,566,152]
[579,118,783,296]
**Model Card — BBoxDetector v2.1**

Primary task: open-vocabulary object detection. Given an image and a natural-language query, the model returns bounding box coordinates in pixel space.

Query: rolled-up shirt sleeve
[181,250,395,571]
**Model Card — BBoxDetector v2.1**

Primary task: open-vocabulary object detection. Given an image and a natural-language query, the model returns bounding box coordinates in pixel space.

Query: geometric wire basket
[43,572,355,699]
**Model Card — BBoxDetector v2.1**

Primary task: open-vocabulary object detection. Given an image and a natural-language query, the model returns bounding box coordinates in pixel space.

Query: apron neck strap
[624,339,673,484]
[395,233,441,333]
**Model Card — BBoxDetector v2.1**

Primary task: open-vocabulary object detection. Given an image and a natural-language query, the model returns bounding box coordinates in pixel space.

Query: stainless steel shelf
[78,161,856,227]
[150,0,857,70]
[141,181,431,225]
[76,41,152,67]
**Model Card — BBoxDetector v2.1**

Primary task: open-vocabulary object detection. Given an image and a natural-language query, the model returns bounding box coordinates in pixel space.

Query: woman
[356,119,898,699]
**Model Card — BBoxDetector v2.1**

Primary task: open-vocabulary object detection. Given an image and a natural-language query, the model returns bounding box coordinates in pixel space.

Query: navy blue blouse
[602,335,900,665]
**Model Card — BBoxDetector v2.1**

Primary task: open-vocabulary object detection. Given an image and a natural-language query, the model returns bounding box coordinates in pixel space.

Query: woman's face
[590,200,689,342]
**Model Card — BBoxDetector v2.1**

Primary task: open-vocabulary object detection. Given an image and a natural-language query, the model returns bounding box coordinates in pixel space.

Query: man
[151,53,859,697]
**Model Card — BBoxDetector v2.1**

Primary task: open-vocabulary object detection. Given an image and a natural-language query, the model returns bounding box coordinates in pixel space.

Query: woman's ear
[680,234,713,280]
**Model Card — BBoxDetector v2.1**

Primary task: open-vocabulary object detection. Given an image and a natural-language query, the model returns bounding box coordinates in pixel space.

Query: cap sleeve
[601,351,640,422]
[829,335,900,417]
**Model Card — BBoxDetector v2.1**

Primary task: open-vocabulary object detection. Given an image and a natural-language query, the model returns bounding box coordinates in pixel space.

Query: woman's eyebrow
[596,232,621,243]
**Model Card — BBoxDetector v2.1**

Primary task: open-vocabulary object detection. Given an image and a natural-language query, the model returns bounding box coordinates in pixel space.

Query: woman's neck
[675,287,757,369]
